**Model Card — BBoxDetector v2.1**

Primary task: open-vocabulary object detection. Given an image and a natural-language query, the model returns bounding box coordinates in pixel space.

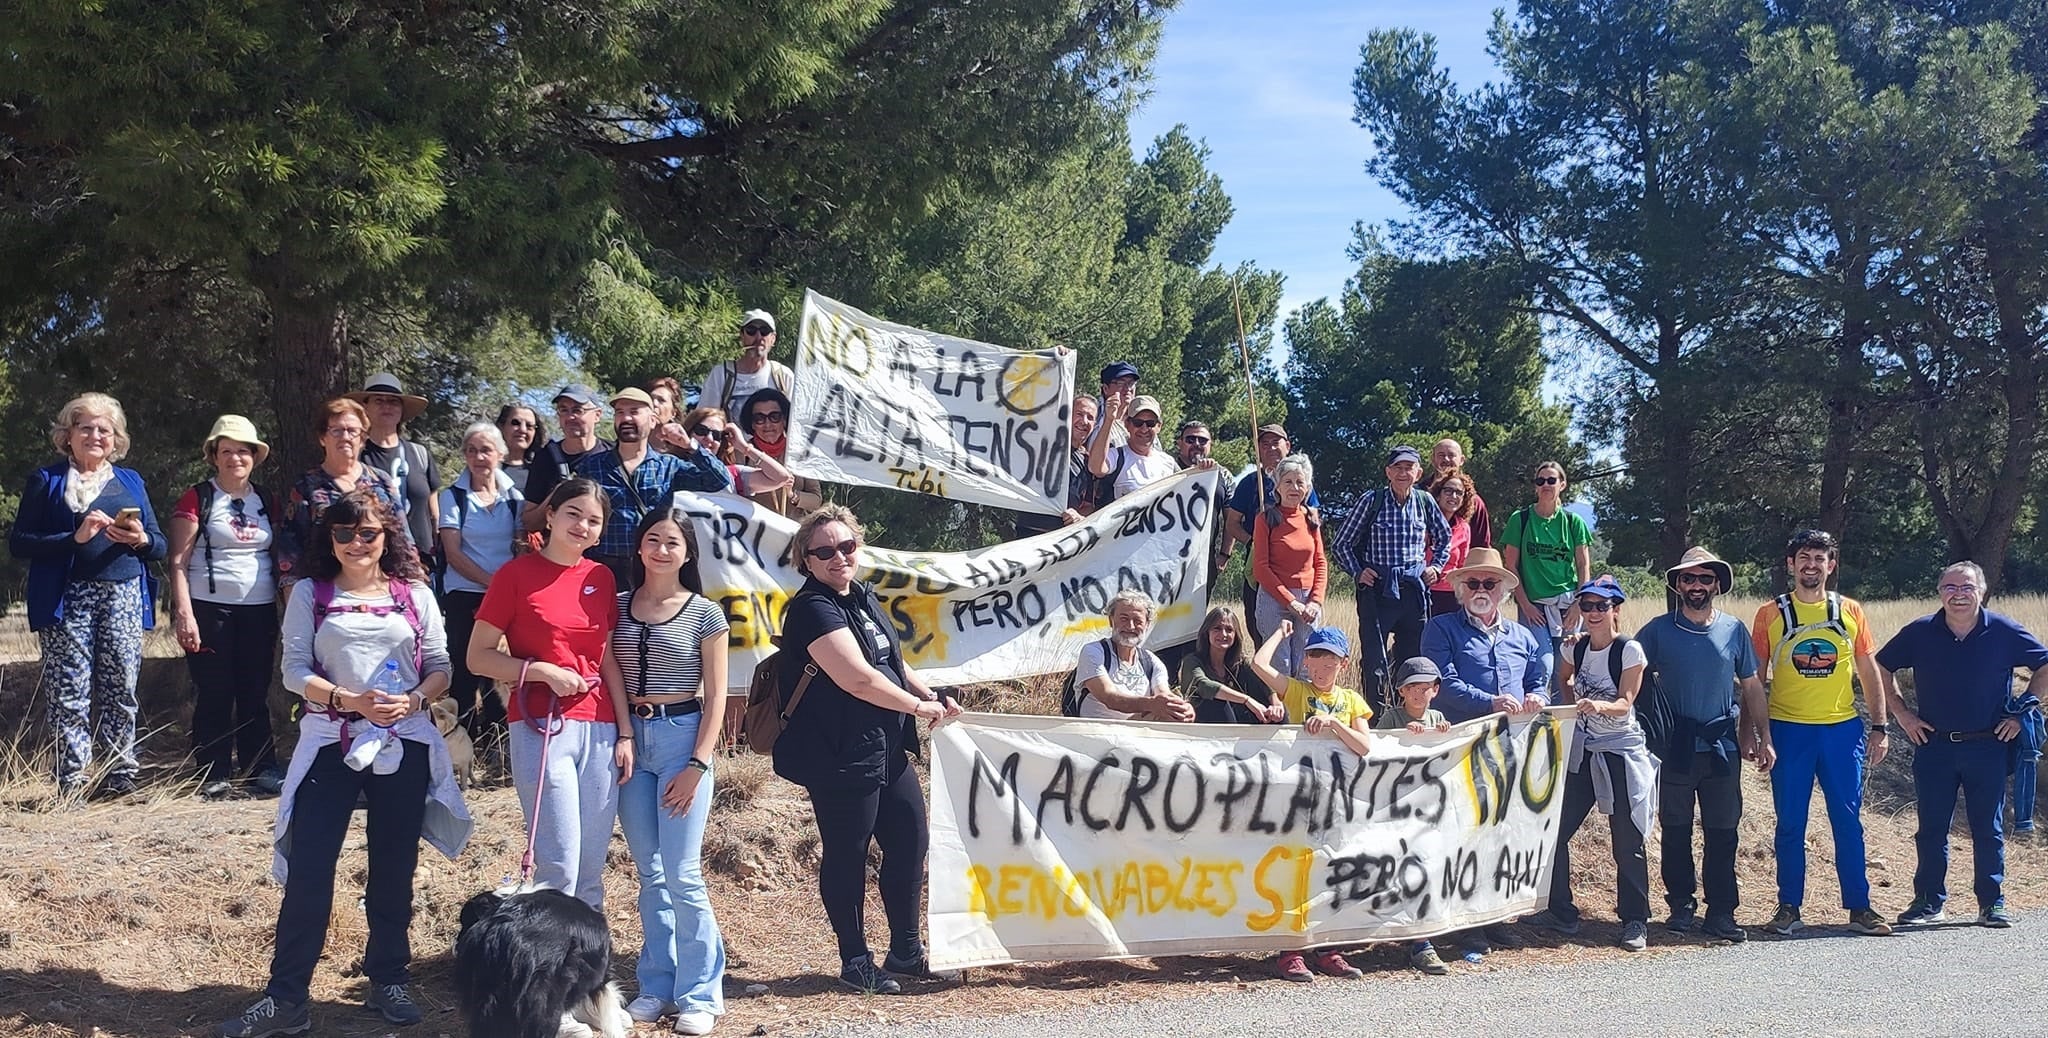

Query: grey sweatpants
[511,716,620,910]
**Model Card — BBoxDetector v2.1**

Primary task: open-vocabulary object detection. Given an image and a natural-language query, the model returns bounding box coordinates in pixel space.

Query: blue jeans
[1769,718,1870,910]
[618,711,726,1015]
[1912,738,2007,908]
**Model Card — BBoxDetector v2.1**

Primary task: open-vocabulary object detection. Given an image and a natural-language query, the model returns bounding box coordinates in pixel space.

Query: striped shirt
[1330,486,1451,579]
[609,591,731,699]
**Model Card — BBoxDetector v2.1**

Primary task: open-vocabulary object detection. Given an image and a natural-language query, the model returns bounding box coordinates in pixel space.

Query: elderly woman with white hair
[1251,453,1327,678]
[436,420,525,743]
[7,392,166,800]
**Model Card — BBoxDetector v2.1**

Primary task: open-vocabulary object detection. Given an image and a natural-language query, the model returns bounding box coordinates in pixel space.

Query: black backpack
[1572,633,1673,758]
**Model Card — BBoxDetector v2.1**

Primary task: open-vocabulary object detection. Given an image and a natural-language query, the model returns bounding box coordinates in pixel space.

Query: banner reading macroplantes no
[927,709,1576,968]
[674,467,1221,689]
[790,290,1079,515]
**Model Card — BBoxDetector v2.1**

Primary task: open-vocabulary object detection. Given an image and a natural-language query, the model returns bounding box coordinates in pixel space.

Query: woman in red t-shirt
[467,476,631,908]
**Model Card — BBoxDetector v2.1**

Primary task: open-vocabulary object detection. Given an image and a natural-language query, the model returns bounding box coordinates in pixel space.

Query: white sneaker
[674,1010,717,1035]
[626,994,673,1023]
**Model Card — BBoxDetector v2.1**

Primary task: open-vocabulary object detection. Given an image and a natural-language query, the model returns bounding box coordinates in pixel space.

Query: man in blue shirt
[1332,445,1451,709]
[1636,545,1771,943]
[1877,561,2048,928]
[574,388,732,584]
[1420,547,1550,724]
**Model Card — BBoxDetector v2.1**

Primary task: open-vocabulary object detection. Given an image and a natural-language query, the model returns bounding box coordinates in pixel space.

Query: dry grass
[3,594,2046,1037]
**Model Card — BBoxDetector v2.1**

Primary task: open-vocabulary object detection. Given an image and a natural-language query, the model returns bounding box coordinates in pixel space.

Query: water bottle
[370,658,408,700]
[346,660,408,769]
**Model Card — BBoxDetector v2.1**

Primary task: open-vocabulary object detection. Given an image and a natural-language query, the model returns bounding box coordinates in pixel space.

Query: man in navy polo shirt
[1877,561,2048,928]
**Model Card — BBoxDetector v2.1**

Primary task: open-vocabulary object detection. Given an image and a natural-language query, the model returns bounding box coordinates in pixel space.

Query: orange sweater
[1253,506,1327,608]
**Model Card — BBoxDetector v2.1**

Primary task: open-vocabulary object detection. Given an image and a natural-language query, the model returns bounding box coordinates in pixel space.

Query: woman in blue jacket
[7,392,166,800]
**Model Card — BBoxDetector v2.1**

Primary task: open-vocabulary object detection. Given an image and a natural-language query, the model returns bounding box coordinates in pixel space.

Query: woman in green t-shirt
[1499,460,1592,688]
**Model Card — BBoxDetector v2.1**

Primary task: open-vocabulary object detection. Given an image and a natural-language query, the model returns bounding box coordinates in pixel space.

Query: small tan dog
[432,697,475,788]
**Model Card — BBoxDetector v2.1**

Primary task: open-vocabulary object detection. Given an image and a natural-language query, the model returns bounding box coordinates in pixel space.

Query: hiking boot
[248,767,286,798]
[839,957,901,995]
[1481,922,1523,949]
[1980,899,2014,928]
[627,995,674,1023]
[1274,951,1313,983]
[1701,913,1747,943]
[1763,904,1803,936]
[365,983,422,1025]
[1311,949,1363,979]
[1896,899,1946,926]
[199,778,235,800]
[882,949,961,981]
[1847,908,1893,936]
[1619,920,1648,952]
[216,995,310,1037]
[1666,903,1698,934]
[1523,909,1581,936]
[90,772,139,802]
[1408,944,1450,976]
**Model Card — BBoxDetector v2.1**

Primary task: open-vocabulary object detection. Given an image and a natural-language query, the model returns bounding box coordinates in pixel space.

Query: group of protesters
[8,311,2046,1035]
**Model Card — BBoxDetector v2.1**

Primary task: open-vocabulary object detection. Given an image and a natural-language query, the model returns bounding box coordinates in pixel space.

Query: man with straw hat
[1637,545,1771,944]
[349,373,440,561]
[1421,546,1550,724]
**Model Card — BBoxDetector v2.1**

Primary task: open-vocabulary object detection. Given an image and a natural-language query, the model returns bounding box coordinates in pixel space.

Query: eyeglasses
[749,411,786,426]
[554,403,597,416]
[1534,476,1561,486]
[690,425,723,439]
[804,539,858,562]
[329,526,385,544]
[1939,583,1981,595]
[325,426,364,439]
[1577,600,1615,613]
[1181,435,1211,445]
[742,324,773,337]
[1462,578,1502,592]
[1128,418,1160,429]
[1676,572,1718,586]
[73,424,115,438]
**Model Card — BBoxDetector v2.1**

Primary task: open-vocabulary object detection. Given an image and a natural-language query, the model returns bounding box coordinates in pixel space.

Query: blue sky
[1128,1,1505,322]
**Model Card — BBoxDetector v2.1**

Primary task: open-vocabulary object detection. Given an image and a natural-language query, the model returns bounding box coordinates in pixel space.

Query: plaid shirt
[1331,485,1451,579]
[575,445,732,559]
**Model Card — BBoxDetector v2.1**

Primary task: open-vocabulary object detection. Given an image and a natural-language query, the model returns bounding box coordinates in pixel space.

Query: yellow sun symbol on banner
[998,355,1062,415]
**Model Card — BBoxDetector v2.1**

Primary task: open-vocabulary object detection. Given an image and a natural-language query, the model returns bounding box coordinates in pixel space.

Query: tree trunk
[261,292,350,481]
[1970,259,2043,592]
[1816,251,1873,538]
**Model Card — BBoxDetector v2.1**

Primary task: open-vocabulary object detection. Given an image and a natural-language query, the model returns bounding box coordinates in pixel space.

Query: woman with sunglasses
[600,509,729,1033]
[673,405,797,498]
[1525,576,1656,953]
[1499,460,1592,690]
[465,477,632,909]
[167,415,284,799]
[739,388,821,518]
[277,398,408,593]
[496,403,548,495]
[218,489,469,1038]
[773,504,961,995]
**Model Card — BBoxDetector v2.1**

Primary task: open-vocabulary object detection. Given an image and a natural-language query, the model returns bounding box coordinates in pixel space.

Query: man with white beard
[1071,590,1194,722]
[1420,546,1550,724]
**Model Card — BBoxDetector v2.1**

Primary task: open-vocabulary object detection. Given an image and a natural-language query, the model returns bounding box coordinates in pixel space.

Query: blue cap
[1099,360,1140,384]
[1576,575,1627,602]
[1304,626,1351,658]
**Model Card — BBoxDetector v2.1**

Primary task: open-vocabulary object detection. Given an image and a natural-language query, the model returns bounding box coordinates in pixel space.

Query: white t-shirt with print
[1075,639,1167,720]
[1109,446,1182,499]
[176,480,276,605]
[1573,638,1648,735]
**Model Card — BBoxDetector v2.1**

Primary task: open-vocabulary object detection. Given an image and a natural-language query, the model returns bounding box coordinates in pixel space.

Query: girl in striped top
[601,507,730,1035]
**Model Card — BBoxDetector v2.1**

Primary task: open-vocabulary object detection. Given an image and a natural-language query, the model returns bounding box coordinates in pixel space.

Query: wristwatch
[685,756,712,774]
[1869,724,1889,733]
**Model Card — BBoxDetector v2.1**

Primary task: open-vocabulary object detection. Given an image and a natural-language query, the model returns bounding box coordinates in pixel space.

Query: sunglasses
[1534,476,1561,486]
[1676,572,1718,586]
[1462,578,1502,591]
[804,539,859,562]
[742,324,773,336]
[1181,435,1211,445]
[749,411,786,425]
[1128,418,1160,429]
[329,526,385,544]
[1577,600,1615,613]
[689,425,723,438]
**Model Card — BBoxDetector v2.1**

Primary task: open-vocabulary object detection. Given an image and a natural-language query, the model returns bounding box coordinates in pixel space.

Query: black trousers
[1549,753,1651,924]
[806,757,927,965]
[1357,576,1427,713]
[1660,749,1743,915]
[186,600,279,781]
[439,590,504,738]
[266,740,429,1005]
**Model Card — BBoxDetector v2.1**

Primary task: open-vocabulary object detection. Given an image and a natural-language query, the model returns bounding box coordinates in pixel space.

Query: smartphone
[115,507,142,525]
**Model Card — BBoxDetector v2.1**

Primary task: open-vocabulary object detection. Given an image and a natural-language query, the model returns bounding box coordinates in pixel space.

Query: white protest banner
[790,289,1078,515]
[674,467,1220,689]
[927,709,1578,968]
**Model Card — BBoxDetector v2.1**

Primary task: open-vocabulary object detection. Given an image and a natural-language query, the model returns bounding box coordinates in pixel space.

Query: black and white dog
[454,887,630,1038]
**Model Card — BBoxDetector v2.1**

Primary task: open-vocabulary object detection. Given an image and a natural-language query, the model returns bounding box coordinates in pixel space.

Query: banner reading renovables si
[927,709,1576,968]
[672,467,1221,690]
[789,290,1078,515]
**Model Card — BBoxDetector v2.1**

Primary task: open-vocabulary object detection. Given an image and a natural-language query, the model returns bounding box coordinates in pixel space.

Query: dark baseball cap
[1257,424,1290,442]
[1395,657,1442,687]
[1099,361,1140,384]
[553,384,602,409]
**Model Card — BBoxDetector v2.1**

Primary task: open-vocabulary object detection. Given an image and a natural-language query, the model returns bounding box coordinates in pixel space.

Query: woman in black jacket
[772,504,960,994]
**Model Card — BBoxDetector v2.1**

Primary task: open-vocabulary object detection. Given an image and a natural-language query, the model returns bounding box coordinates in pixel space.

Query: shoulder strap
[1826,591,1844,632]
[1078,638,1112,706]
[1571,634,1590,675]
[388,579,426,674]
[194,480,219,595]
[1512,507,1530,547]
[450,485,470,529]
[1607,634,1631,690]
[1775,593,1796,638]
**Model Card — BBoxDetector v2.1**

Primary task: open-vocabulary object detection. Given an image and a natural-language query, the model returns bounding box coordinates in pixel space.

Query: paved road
[819,919,2043,1037]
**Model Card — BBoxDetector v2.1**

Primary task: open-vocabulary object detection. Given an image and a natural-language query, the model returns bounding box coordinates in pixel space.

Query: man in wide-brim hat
[1636,543,1771,944]
[349,373,439,555]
